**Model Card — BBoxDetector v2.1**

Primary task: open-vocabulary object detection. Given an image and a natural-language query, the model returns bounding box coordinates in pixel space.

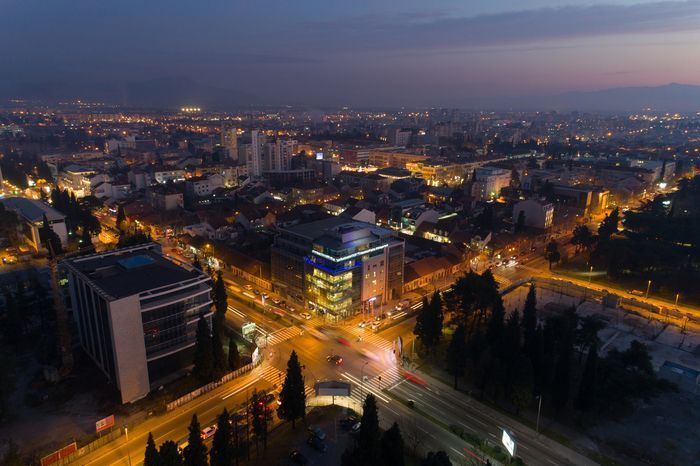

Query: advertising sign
[242,322,257,341]
[315,380,351,397]
[95,414,115,433]
[501,429,516,457]
[40,443,77,466]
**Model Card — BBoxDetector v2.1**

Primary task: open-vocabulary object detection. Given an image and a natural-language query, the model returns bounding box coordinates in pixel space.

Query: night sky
[2,0,699,106]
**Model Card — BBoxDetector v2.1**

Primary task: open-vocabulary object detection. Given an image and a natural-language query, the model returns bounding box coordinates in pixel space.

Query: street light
[535,395,543,435]
[645,279,652,299]
[588,265,593,284]
[675,293,680,308]
[124,426,132,466]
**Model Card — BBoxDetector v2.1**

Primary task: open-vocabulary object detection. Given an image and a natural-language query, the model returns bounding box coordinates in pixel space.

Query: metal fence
[166,358,261,411]
[49,430,122,466]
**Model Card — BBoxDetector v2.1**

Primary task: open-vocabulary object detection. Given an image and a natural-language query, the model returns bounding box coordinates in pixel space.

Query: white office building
[62,244,213,403]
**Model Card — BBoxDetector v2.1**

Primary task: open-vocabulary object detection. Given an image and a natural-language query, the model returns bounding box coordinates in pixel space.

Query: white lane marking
[222,377,259,400]
[450,447,465,457]
[340,372,391,403]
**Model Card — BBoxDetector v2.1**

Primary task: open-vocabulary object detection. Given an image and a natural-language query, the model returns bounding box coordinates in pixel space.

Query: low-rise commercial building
[1,197,68,253]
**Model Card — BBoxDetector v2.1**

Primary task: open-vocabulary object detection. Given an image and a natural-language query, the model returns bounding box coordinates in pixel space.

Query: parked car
[244,284,253,291]
[261,392,276,405]
[307,435,327,452]
[339,416,359,430]
[307,425,327,440]
[289,450,308,465]
[300,312,312,320]
[271,298,282,305]
[358,320,368,328]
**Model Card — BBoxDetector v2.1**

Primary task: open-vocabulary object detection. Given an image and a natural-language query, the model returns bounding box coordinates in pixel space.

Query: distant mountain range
[1,76,259,110]
[465,83,700,112]
[2,79,699,112]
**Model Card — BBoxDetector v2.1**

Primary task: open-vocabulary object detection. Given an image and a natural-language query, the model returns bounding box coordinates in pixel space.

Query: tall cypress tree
[159,440,183,466]
[193,314,214,382]
[183,414,208,466]
[251,390,268,451]
[521,284,538,355]
[430,291,444,347]
[357,394,381,466]
[212,272,227,375]
[381,422,405,466]
[278,350,306,428]
[446,324,467,389]
[116,205,127,232]
[210,408,233,466]
[143,432,160,466]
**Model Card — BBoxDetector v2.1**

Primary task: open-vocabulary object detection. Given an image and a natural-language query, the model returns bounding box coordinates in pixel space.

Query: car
[253,289,260,295]
[262,293,270,299]
[300,312,312,320]
[370,321,382,330]
[339,416,359,430]
[350,421,361,434]
[630,290,645,296]
[271,298,282,305]
[244,284,253,291]
[287,306,296,313]
[307,425,327,440]
[307,435,327,452]
[289,450,308,465]
[261,392,276,405]
[201,425,217,439]
[326,355,343,365]
[358,320,368,328]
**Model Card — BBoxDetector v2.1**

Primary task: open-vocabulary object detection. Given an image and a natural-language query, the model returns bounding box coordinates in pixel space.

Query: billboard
[501,429,516,457]
[96,414,115,433]
[242,322,256,341]
[315,380,351,397]
[40,443,77,466]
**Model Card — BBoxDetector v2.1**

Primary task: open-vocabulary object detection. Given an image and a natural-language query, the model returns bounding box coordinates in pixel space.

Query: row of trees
[432,272,673,418]
[192,272,241,383]
[589,177,700,301]
[143,349,308,465]
[50,188,101,236]
[342,393,454,466]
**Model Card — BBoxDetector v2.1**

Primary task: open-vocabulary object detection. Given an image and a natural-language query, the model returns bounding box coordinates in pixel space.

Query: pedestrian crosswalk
[339,365,404,405]
[347,327,395,352]
[256,326,302,346]
[258,363,315,399]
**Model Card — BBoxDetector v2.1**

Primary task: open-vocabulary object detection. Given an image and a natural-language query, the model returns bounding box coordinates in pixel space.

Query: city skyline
[2,0,700,108]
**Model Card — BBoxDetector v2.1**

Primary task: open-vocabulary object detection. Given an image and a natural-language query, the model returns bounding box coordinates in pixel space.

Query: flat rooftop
[2,197,66,223]
[63,244,203,300]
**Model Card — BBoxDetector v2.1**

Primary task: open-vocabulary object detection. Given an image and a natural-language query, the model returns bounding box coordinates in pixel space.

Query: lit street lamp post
[124,426,132,466]
[645,279,652,299]
[675,293,680,308]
